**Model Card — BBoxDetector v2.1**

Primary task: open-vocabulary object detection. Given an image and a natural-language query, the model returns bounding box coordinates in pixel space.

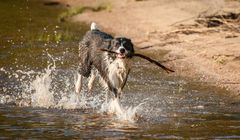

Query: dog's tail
[90,22,97,30]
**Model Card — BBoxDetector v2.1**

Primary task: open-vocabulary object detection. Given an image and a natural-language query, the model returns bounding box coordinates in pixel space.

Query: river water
[0,0,240,139]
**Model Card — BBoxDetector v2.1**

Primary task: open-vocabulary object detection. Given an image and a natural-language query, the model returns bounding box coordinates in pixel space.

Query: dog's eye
[115,42,120,48]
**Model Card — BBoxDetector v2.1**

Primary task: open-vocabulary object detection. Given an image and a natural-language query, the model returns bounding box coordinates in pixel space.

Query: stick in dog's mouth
[99,48,175,73]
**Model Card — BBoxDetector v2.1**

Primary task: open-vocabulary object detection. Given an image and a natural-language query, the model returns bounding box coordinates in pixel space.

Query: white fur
[108,58,130,92]
[90,22,97,30]
[87,70,96,92]
[75,73,82,93]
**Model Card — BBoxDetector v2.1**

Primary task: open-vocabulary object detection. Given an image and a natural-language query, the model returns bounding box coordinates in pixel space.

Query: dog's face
[110,37,134,59]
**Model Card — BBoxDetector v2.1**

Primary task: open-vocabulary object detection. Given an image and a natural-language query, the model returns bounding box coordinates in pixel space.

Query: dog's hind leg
[75,73,83,94]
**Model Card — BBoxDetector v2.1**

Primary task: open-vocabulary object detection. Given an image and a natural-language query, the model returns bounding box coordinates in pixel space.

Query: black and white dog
[75,23,134,99]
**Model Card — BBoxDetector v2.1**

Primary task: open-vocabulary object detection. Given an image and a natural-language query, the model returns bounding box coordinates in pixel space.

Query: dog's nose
[120,48,125,53]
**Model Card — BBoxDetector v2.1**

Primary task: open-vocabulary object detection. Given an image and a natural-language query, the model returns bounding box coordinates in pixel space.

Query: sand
[56,0,240,96]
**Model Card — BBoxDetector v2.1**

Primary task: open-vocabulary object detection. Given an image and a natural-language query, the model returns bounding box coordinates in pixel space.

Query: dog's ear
[110,39,119,48]
[103,38,121,50]
[127,38,133,47]
[125,38,134,51]
[126,38,132,42]
[125,38,135,57]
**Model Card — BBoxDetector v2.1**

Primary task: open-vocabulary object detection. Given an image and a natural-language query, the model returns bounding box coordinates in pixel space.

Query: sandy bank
[56,0,240,97]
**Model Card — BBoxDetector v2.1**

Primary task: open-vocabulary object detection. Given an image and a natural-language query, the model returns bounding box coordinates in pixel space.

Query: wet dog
[75,22,134,99]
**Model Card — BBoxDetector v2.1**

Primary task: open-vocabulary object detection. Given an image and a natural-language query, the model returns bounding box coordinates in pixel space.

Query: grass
[32,22,88,43]
[37,31,64,43]
[59,2,112,22]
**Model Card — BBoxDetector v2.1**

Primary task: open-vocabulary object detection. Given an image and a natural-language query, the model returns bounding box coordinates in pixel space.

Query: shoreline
[56,0,240,97]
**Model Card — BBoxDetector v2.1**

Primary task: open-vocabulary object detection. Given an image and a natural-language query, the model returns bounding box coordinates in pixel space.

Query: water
[0,0,240,139]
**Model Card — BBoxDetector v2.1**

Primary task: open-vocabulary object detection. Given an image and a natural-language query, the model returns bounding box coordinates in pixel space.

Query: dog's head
[109,37,134,59]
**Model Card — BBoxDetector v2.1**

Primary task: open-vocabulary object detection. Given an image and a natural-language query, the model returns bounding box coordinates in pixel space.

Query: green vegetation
[35,23,87,43]
[59,2,112,22]
[0,0,88,45]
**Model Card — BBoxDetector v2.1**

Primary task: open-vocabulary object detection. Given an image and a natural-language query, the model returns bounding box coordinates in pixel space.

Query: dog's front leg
[112,87,119,99]
[75,73,83,94]
[118,90,123,99]
[105,80,118,99]
[87,72,96,93]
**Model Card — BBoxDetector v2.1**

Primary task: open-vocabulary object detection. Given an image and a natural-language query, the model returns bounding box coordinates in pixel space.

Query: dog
[75,22,134,99]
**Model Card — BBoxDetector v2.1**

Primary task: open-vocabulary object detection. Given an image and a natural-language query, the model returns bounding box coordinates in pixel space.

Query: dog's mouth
[116,53,126,59]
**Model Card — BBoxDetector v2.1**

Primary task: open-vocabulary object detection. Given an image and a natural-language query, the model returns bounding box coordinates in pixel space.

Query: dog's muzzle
[116,48,126,59]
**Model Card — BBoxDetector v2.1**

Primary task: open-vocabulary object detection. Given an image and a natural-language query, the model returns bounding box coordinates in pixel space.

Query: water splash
[0,53,147,123]
[100,98,148,122]
[30,62,56,108]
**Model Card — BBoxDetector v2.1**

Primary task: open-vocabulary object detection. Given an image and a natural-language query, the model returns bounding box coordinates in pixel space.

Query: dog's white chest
[108,59,130,89]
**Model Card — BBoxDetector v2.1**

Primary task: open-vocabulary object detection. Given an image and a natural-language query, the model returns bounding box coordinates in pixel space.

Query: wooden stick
[99,48,175,73]
[99,48,116,54]
[134,53,174,73]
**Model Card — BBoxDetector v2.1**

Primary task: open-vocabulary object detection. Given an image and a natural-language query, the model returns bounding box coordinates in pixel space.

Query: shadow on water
[0,0,240,139]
